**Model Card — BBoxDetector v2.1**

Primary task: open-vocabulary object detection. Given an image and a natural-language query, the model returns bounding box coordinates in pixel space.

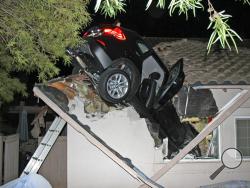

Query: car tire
[98,68,131,104]
[111,58,140,102]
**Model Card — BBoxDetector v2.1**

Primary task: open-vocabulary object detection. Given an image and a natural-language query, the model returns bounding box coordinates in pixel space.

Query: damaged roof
[152,39,250,86]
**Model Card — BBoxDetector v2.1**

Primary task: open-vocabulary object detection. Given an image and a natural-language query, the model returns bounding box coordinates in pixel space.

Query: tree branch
[0,4,46,53]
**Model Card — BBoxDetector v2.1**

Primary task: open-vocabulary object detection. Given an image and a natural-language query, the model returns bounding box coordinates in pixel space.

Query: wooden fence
[0,134,19,185]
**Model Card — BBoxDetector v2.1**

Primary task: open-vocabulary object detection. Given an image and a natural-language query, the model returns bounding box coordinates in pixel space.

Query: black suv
[67,24,201,159]
[67,24,185,107]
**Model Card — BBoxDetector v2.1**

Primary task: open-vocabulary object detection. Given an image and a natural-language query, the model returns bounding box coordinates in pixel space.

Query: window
[206,128,219,159]
[180,118,220,160]
[174,86,220,160]
[137,41,149,54]
[236,119,250,158]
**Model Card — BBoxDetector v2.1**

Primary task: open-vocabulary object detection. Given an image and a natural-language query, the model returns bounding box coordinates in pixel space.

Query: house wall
[156,160,250,188]
[38,136,67,188]
[211,89,250,152]
[67,125,141,188]
[156,88,250,188]
[67,89,250,188]
[67,107,157,188]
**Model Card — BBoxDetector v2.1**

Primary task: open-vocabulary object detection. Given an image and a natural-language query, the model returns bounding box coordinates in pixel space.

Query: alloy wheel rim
[106,73,129,99]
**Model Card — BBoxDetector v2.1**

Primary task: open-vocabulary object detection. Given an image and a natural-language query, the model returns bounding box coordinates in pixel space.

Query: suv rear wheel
[111,58,140,101]
[98,68,131,104]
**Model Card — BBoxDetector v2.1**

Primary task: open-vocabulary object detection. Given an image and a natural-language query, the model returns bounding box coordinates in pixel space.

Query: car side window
[137,41,150,54]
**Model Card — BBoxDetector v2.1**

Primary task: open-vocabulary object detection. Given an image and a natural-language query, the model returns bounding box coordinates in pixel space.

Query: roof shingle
[153,39,250,86]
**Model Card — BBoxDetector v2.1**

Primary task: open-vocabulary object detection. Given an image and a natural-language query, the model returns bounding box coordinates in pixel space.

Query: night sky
[88,0,250,39]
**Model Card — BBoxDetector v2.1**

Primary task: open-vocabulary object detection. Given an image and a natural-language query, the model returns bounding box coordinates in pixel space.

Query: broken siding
[174,86,218,117]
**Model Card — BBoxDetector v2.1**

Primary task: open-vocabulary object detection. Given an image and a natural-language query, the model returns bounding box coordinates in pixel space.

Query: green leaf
[206,10,242,53]
[236,0,250,5]
[168,0,203,19]
[99,0,125,18]
[146,0,153,10]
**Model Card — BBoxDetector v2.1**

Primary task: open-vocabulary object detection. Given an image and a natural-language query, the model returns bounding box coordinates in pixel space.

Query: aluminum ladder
[20,116,66,177]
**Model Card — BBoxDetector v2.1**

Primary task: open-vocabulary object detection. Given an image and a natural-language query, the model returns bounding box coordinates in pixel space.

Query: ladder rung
[49,129,60,132]
[32,156,43,162]
[32,157,38,160]
[41,143,52,147]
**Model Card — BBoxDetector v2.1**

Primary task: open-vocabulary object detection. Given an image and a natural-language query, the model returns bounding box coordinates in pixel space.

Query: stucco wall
[211,89,250,152]
[67,125,141,188]
[67,106,160,188]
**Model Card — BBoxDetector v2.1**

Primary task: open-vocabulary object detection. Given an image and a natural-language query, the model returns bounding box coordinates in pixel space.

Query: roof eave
[193,85,250,90]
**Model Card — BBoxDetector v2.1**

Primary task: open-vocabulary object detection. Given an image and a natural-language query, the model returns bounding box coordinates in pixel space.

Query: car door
[137,40,167,91]
[154,58,185,108]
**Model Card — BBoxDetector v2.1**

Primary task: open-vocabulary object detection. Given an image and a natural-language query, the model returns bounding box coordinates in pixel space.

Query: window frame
[234,116,250,160]
[206,126,221,160]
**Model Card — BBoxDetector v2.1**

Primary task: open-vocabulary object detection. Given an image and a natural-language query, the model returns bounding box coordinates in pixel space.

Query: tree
[0,0,91,102]
[94,0,249,53]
